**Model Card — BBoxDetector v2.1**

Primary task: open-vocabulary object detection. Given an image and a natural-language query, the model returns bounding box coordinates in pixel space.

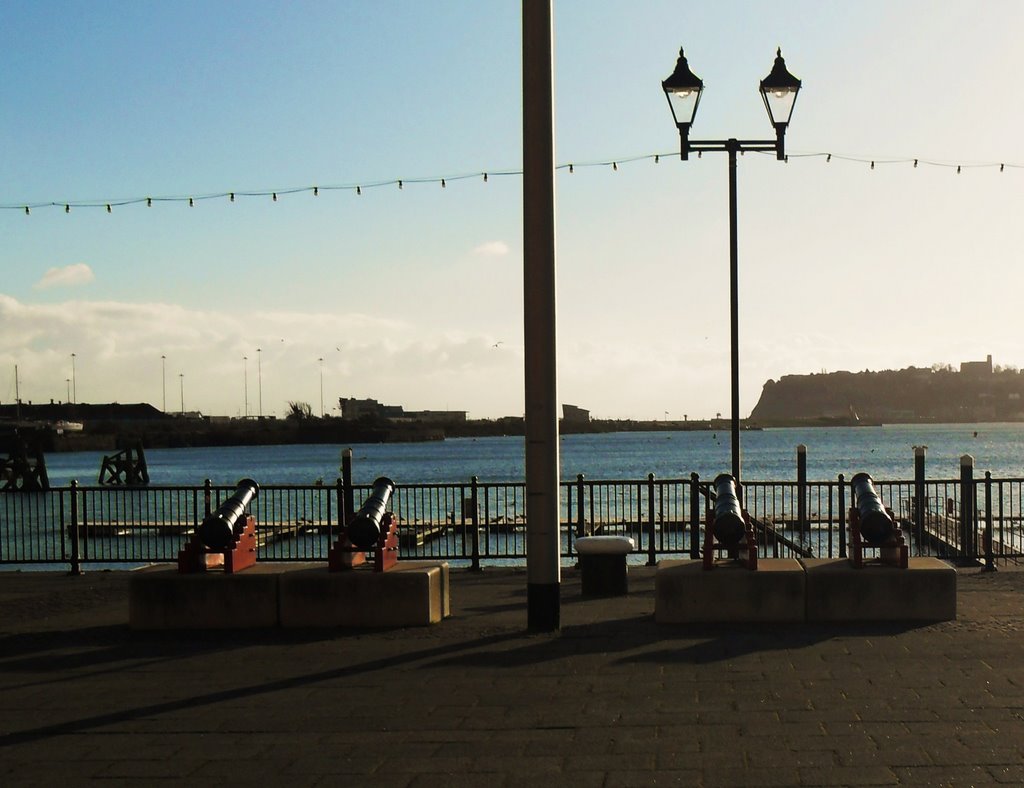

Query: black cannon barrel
[851,472,895,546]
[347,476,396,550]
[198,478,260,550]
[712,473,746,546]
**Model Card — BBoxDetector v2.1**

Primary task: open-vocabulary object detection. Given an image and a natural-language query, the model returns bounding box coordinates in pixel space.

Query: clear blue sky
[2,1,1022,419]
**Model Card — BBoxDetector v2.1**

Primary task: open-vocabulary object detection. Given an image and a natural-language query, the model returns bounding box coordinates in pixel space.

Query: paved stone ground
[1,563,1023,786]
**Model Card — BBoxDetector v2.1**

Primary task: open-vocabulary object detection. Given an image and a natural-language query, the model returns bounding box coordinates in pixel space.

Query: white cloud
[34,263,95,290]
[0,294,523,418]
[471,240,509,257]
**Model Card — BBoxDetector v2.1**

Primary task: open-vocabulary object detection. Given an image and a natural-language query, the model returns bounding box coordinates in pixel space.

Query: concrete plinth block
[655,558,805,624]
[129,564,281,630]
[279,561,449,628]
[576,535,635,597]
[803,557,957,622]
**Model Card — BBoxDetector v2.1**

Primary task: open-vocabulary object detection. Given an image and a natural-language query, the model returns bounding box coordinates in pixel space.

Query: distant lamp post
[318,357,324,418]
[257,348,263,418]
[70,352,77,404]
[179,373,184,414]
[662,47,801,481]
[161,354,166,412]
[243,355,249,417]
[65,378,70,403]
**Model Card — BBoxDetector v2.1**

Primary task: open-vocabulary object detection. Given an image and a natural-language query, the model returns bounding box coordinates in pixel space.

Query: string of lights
[5,150,1021,214]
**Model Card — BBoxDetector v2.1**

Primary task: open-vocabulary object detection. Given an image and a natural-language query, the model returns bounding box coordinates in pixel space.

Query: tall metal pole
[257,348,263,418]
[71,353,76,404]
[522,0,560,631]
[319,357,324,418]
[161,354,166,412]
[243,356,249,417]
[179,373,184,414]
[727,142,741,482]
[65,378,70,403]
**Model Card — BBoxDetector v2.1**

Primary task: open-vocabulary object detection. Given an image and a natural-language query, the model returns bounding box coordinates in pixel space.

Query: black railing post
[797,444,807,536]
[575,473,585,537]
[341,448,355,524]
[564,479,572,551]
[335,478,344,532]
[837,473,847,558]
[69,480,82,576]
[689,472,700,559]
[470,476,481,572]
[958,454,979,566]
[203,478,213,517]
[983,470,996,572]
[914,445,926,549]
[647,472,656,566]
[826,480,834,558]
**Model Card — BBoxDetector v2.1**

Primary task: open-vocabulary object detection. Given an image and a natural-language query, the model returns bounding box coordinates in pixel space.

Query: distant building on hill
[562,404,590,424]
[338,397,466,424]
[960,354,993,377]
[339,397,403,420]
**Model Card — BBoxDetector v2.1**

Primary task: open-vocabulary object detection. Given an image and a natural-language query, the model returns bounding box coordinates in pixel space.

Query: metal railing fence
[2,473,1021,571]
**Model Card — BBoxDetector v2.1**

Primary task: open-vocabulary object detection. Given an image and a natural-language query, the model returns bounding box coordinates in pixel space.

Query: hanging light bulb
[956,165,961,174]
[568,164,574,173]
[147,197,152,207]
[313,186,319,196]
[24,206,29,215]
[654,155,660,164]
[612,162,618,171]
[106,204,111,213]
[356,186,361,195]
[870,161,875,170]
[1000,163,1005,172]
[398,180,403,189]
[483,172,488,182]
[229,192,235,202]
[272,192,277,202]
[441,179,446,188]
[913,160,918,168]
[65,204,70,213]
[826,154,831,163]
[189,197,194,207]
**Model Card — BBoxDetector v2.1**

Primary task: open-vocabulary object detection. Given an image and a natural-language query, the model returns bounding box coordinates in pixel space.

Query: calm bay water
[42,423,1024,487]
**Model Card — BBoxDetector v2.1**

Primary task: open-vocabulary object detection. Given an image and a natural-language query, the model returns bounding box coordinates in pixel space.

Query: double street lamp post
[662,48,801,482]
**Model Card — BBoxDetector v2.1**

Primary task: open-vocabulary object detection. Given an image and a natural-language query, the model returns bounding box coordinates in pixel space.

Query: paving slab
[2,562,1024,785]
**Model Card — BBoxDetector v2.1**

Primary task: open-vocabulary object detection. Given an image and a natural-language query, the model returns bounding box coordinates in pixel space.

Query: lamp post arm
[686,139,780,154]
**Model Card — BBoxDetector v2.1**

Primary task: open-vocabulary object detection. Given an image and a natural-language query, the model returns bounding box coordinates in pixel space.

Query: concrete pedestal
[803,557,956,622]
[579,554,627,596]
[576,535,634,597]
[655,558,805,624]
[129,564,281,630]
[278,561,450,628]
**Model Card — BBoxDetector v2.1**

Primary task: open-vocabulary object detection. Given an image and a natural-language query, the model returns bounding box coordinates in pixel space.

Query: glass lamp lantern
[759,48,802,158]
[662,49,704,160]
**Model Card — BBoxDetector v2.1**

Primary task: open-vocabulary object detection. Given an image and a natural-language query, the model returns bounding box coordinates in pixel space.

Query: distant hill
[749,361,1024,426]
